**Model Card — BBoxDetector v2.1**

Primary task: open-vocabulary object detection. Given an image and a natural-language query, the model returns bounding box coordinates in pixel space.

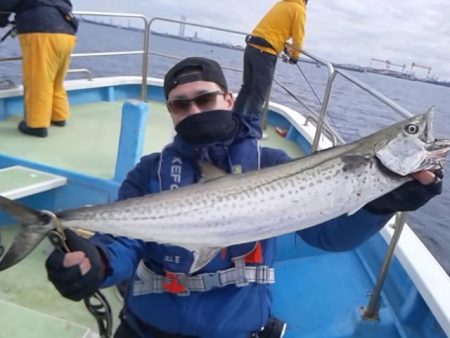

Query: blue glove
[45,229,105,301]
[364,171,443,214]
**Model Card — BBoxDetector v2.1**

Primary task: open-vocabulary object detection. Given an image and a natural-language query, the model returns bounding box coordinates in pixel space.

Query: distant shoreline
[79,18,450,88]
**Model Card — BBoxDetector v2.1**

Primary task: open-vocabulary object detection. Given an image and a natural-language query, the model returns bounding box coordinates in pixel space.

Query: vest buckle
[202,272,222,291]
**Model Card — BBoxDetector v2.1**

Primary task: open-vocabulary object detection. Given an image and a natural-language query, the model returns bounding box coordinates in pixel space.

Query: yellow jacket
[250,0,306,59]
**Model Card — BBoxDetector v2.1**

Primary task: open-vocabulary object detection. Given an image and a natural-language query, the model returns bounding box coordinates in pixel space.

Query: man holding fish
[39,58,446,337]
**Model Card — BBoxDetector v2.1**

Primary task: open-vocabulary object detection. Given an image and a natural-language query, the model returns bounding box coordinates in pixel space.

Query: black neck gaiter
[175,109,239,145]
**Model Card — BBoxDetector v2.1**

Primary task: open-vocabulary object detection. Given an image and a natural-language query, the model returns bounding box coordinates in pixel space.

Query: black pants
[234,44,277,136]
[114,320,140,338]
[114,316,197,338]
[114,315,285,338]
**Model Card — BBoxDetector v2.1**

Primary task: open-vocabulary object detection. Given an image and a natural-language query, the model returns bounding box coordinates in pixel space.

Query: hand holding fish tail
[364,170,443,215]
[46,229,106,301]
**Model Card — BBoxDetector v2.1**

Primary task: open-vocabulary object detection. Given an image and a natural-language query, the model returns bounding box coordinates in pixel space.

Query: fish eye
[405,123,419,134]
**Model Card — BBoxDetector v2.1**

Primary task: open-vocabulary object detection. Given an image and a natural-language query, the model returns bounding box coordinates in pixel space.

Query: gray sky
[76,0,450,80]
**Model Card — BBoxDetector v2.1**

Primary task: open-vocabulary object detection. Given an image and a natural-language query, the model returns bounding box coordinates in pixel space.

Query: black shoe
[51,120,66,127]
[18,121,48,138]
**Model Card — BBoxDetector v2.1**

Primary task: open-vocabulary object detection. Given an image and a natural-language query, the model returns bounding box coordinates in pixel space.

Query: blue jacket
[0,0,76,34]
[92,117,391,338]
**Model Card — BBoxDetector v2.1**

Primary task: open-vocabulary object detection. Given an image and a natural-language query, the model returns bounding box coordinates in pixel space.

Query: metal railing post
[261,82,273,133]
[140,18,150,101]
[311,64,336,152]
[361,212,407,320]
[73,11,149,100]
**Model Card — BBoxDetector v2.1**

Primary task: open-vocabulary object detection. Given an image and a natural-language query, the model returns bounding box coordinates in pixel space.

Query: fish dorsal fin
[197,160,228,183]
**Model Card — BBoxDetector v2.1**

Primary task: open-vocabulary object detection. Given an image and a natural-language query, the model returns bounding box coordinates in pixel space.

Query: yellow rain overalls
[19,33,76,127]
[0,0,77,130]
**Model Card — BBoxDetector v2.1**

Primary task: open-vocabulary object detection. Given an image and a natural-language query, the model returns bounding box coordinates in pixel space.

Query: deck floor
[0,226,122,338]
[273,250,400,338]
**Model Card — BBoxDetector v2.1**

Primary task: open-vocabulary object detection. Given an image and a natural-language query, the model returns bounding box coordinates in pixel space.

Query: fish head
[374,108,450,176]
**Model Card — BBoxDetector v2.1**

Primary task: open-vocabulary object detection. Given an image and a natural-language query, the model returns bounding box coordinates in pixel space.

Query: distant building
[179,15,187,38]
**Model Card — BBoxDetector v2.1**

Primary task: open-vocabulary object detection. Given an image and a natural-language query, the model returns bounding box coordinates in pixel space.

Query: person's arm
[91,154,160,287]
[298,171,442,251]
[261,147,442,252]
[0,0,21,11]
[298,209,391,251]
[0,0,19,28]
[289,4,307,61]
[261,148,392,250]
[0,14,10,28]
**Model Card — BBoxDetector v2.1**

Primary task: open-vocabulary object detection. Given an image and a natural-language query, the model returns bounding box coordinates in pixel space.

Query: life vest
[134,136,276,295]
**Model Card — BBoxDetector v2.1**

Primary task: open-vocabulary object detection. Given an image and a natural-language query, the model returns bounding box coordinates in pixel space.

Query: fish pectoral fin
[341,154,372,171]
[188,246,222,273]
[197,160,229,183]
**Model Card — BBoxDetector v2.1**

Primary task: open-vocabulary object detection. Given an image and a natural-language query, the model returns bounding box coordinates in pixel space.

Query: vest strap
[133,260,275,297]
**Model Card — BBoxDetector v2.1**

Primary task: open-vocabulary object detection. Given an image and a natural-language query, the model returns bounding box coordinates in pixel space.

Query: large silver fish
[0,109,449,272]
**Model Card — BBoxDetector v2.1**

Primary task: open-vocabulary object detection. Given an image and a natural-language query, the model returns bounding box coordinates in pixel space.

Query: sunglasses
[168,91,225,113]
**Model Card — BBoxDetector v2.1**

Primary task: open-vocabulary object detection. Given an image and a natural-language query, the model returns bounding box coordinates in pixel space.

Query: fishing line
[295,63,322,105]
[275,59,343,143]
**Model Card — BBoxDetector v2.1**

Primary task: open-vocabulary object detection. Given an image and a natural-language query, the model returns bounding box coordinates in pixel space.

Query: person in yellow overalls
[0,0,77,138]
[234,0,307,137]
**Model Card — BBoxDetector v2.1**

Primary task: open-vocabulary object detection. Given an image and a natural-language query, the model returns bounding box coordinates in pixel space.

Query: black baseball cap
[163,57,228,99]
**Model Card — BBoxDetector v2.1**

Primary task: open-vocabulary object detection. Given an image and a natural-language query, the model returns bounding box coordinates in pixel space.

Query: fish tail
[0,196,53,271]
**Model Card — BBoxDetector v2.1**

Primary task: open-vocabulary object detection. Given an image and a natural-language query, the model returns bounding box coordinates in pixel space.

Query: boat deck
[0,226,122,338]
[274,238,399,338]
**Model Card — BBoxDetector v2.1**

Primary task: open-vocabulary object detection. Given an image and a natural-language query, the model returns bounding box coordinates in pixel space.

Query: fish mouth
[427,139,450,158]
[414,138,450,173]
